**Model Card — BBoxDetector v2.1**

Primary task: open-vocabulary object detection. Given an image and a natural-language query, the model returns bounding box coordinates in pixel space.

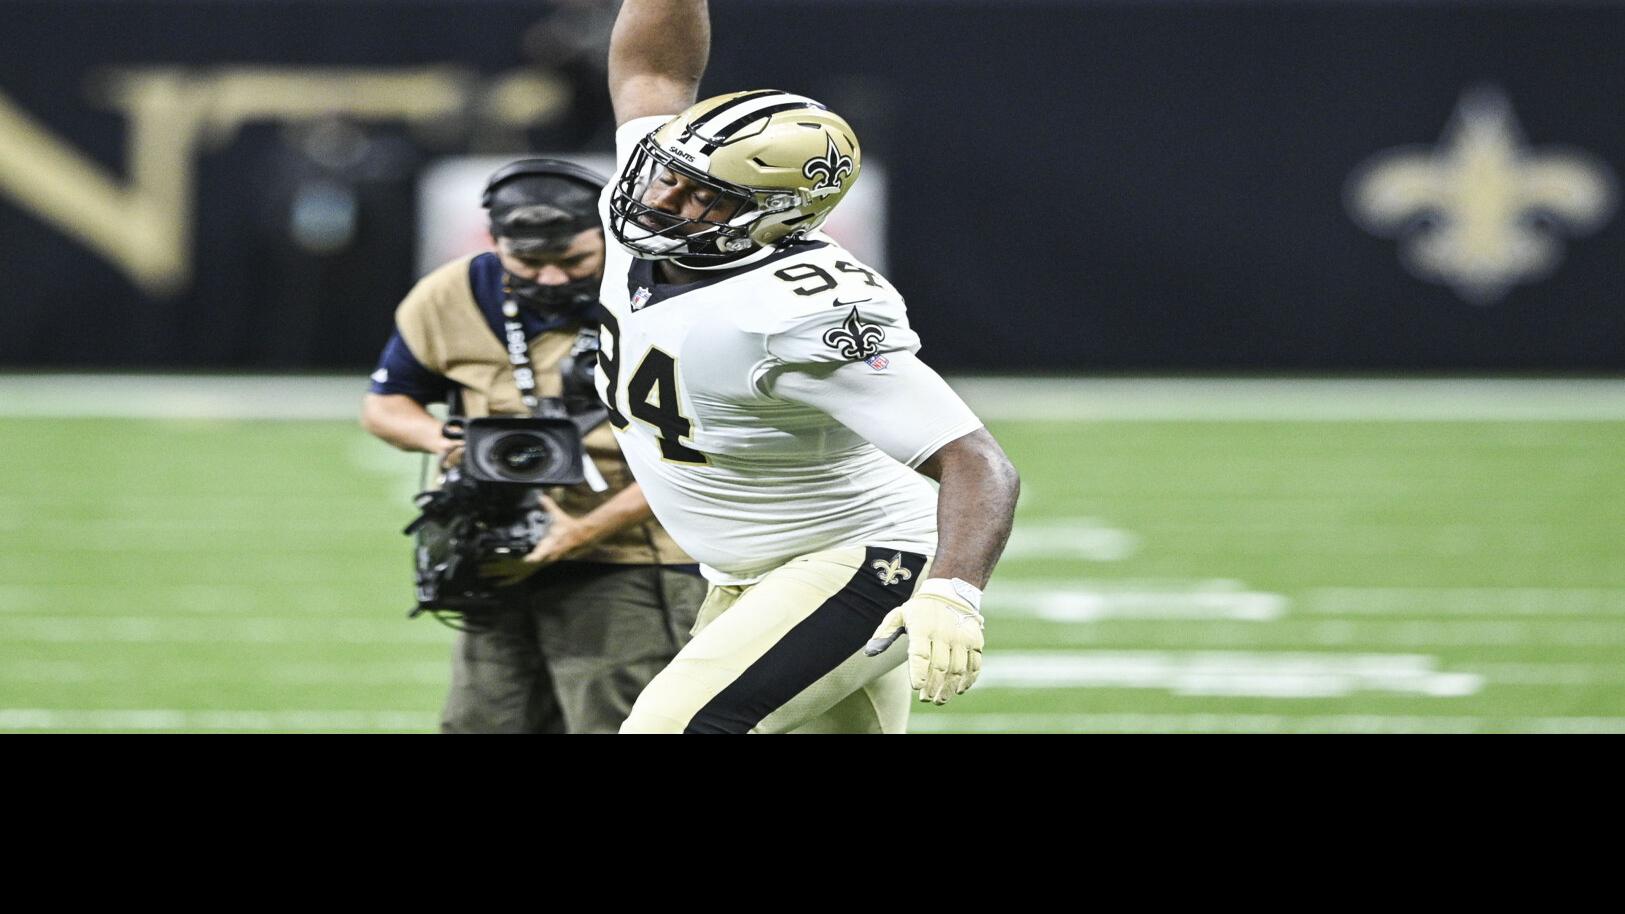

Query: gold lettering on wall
[0,66,566,297]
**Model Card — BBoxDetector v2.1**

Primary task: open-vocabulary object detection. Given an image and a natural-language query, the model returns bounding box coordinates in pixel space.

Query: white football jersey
[596,117,984,584]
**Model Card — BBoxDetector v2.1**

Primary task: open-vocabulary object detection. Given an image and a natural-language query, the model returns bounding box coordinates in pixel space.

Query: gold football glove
[863,578,985,704]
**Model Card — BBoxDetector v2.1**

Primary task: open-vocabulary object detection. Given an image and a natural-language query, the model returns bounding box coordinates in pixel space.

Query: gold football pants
[620,546,929,734]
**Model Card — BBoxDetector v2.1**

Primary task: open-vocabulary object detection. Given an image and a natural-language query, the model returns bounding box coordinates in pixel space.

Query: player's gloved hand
[863,578,985,705]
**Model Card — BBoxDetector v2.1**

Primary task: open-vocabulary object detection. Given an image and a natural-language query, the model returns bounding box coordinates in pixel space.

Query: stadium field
[2,376,1623,733]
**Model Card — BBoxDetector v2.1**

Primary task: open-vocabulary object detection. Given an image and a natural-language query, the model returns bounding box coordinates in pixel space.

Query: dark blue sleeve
[368,331,455,405]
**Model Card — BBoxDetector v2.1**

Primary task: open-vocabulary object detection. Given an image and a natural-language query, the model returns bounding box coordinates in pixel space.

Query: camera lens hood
[462,417,586,487]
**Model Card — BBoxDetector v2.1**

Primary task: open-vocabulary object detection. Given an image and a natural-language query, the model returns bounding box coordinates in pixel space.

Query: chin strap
[671,243,782,272]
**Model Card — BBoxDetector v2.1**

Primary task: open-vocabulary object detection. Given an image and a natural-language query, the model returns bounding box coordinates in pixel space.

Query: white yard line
[953,378,1625,421]
[3,375,1625,421]
[0,616,450,644]
[908,713,1625,734]
[1035,618,1625,648]
[0,709,434,732]
[1308,587,1625,616]
[1000,519,1141,562]
[4,708,1615,733]
[0,584,413,615]
[987,581,1287,622]
[975,650,1482,698]
[0,660,447,685]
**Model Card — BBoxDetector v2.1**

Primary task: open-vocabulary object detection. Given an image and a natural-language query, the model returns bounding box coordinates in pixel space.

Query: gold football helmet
[608,90,861,262]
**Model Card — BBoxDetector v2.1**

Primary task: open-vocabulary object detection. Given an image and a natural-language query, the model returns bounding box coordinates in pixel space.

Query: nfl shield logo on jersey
[630,286,653,311]
[864,354,889,371]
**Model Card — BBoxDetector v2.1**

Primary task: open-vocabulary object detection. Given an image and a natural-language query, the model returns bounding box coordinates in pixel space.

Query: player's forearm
[360,393,449,454]
[608,0,710,124]
[919,428,1021,589]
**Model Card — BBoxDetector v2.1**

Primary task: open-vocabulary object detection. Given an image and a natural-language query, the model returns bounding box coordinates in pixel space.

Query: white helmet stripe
[684,92,822,147]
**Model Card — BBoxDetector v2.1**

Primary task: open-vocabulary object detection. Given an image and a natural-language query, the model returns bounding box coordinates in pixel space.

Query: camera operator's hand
[479,486,656,585]
[475,496,591,586]
[477,556,541,588]
[522,495,592,567]
[436,437,464,469]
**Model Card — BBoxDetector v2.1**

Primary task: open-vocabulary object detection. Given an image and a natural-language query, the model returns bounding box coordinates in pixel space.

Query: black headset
[480,158,608,209]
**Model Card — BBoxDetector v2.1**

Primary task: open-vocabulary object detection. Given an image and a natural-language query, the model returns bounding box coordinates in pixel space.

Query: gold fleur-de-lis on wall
[1347,86,1615,305]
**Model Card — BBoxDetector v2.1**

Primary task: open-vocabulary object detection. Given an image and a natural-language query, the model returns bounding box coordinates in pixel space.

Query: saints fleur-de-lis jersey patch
[822,306,886,361]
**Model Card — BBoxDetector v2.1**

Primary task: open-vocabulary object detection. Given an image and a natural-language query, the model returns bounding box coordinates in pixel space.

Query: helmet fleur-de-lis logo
[1347,86,1616,305]
[871,553,913,586]
[822,307,886,360]
[803,133,854,196]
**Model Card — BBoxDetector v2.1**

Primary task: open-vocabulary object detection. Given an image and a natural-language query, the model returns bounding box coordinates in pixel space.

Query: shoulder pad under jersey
[733,247,922,366]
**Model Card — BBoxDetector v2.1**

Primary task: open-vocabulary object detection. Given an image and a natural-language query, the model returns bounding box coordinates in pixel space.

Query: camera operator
[361,158,703,733]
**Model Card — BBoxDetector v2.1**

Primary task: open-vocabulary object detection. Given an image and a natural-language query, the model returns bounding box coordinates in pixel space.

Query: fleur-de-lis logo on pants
[822,307,886,360]
[803,133,854,196]
[871,552,913,586]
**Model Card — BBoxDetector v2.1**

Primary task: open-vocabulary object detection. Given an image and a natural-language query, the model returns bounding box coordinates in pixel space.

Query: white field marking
[0,616,451,644]
[4,375,1625,421]
[1001,519,1140,562]
[987,580,1286,622]
[1309,587,1625,617]
[10,517,392,536]
[976,651,1481,698]
[3,657,1587,690]
[0,584,406,615]
[0,375,371,420]
[0,495,390,516]
[0,709,433,732]
[5,709,1620,734]
[1096,534,1587,559]
[952,378,1625,422]
[1038,618,1625,648]
[1467,663,1625,686]
[0,660,447,685]
[907,713,1625,734]
[3,539,391,556]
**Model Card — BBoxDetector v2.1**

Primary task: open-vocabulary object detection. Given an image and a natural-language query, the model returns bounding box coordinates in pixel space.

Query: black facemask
[505,272,600,321]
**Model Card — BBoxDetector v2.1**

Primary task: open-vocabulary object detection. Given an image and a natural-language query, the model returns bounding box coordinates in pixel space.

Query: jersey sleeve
[764,349,984,468]
[759,295,922,367]
[368,330,454,405]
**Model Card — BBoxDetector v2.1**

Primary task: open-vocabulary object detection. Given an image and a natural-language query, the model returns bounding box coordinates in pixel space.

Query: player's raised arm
[608,0,710,126]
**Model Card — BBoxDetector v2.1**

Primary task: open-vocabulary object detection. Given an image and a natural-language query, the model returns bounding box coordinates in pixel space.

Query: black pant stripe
[683,547,928,734]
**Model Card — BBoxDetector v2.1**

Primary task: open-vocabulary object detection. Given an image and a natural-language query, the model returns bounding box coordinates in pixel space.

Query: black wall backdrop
[1,0,1622,372]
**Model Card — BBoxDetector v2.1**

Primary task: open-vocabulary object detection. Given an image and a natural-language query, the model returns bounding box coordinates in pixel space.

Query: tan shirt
[395,255,691,567]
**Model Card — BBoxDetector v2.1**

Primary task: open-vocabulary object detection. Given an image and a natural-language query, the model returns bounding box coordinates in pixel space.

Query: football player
[599,0,1020,733]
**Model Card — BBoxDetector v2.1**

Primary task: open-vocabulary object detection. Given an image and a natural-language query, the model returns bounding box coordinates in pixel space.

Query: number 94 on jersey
[595,312,709,465]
